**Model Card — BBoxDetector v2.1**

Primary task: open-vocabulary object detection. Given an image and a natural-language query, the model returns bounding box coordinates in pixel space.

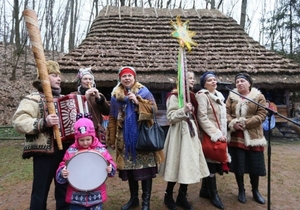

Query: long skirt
[229,146,266,176]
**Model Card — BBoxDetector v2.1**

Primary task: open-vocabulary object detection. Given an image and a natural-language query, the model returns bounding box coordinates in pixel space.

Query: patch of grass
[0,126,22,138]
[0,140,32,191]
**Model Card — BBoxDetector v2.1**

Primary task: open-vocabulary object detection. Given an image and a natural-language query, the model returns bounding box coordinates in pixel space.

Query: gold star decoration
[170,16,197,52]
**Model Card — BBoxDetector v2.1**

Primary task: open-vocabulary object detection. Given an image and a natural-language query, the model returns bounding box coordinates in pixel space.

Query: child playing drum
[56,115,116,210]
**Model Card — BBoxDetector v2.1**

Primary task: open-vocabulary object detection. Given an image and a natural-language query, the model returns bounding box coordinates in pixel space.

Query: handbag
[201,96,228,163]
[136,106,165,151]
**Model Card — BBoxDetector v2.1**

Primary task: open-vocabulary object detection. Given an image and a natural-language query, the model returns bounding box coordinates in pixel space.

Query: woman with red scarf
[107,66,164,210]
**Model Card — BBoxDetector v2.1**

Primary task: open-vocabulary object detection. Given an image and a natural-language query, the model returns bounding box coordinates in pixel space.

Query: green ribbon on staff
[177,47,185,108]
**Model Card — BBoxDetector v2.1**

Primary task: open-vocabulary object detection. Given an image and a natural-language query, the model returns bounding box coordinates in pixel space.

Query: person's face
[120,73,135,89]
[78,136,93,148]
[204,76,217,92]
[235,78,251,94]
[49,73,61,89]
[81,74,93,88]
[187,72,195,89]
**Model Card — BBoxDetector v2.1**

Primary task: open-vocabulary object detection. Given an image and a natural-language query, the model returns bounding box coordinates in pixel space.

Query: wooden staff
[23,9,63,150]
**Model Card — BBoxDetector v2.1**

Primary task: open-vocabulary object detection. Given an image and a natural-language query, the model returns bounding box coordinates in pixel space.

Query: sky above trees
[1,0,298,59]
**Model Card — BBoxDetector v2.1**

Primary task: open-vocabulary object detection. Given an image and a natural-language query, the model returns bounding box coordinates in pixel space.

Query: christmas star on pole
[170,16,197,52]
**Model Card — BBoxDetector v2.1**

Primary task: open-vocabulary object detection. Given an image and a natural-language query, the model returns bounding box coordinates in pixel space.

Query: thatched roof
[58,6,300,91]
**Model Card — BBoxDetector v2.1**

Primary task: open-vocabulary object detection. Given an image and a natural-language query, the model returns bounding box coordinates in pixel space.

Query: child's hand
[62,166,69,178]
[106,164,112,174]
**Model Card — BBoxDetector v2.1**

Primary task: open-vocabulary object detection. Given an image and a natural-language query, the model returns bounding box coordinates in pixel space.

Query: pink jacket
[56,138,116,207]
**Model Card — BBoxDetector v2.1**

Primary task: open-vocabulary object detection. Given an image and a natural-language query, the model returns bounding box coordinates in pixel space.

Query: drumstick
[23,9,63,150]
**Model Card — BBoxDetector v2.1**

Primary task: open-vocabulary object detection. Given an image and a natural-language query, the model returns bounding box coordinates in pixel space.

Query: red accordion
[54,94,88,141]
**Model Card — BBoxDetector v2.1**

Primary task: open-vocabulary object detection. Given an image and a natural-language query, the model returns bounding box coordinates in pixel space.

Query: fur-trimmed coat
[196,89,231,163]
[160,94,209,184]
[107,82,164,170]
[226,87,267,147]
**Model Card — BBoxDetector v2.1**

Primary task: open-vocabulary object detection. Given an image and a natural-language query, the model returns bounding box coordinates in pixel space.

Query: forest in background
[1,0,300,57]
[0,0,300,125]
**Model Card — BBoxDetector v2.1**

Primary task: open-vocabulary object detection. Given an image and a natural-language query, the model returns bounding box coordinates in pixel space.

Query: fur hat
[46,60,60,75]
[36,60,60,79]
[77,67,95,87]
[200,71,216,88]
[33,60,61,89]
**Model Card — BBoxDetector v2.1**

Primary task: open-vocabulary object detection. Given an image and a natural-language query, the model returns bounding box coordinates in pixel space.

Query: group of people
[161,71,267,210]
[12,60,268,210]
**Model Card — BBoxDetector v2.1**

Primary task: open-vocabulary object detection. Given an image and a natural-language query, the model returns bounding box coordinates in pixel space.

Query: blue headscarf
[200,71,216,88]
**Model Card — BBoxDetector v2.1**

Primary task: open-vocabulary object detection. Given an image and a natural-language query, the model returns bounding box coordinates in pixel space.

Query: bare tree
[60,0,71,52]
[240,0,247,29]
[211,0,215,9]
[69,0,80,51]
[44,0,54,50]
[264,0,300,59]
[217,0,223,9]
[166,0,171,8]
[10,0,21,80]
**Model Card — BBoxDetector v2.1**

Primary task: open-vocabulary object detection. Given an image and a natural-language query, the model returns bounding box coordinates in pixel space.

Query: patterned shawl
[110,83,155,160]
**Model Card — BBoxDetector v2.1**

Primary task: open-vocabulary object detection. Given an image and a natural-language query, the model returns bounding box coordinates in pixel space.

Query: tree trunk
[60,0,71,52]
[289,0,293,58]
[211,0,215,9]
[69,0,75,51]
[217,0,223,9]
[11,0,21,81]
[240,0,247,29]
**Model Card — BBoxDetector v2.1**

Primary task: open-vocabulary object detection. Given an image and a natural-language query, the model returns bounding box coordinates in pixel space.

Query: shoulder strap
[152,106,158,123]
[205,94,221,129]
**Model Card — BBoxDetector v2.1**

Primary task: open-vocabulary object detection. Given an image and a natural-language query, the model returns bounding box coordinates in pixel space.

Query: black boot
[235,174,246,203]
[141,179,152,210]
[250,175,265,204]
[121,178,139,210]
[176,185,194,210]
[207,176,224,209]
[164,192,177,210]
[199,177,210,199]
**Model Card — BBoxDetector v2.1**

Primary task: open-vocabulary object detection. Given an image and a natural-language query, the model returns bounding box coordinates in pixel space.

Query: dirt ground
[1,140,300,210]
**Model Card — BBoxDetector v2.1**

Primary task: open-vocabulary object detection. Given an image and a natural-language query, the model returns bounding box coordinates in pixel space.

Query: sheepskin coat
[196,89,230,163]
[12,92,62,158]
[226,87,267,147]
[160,94,209,184]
